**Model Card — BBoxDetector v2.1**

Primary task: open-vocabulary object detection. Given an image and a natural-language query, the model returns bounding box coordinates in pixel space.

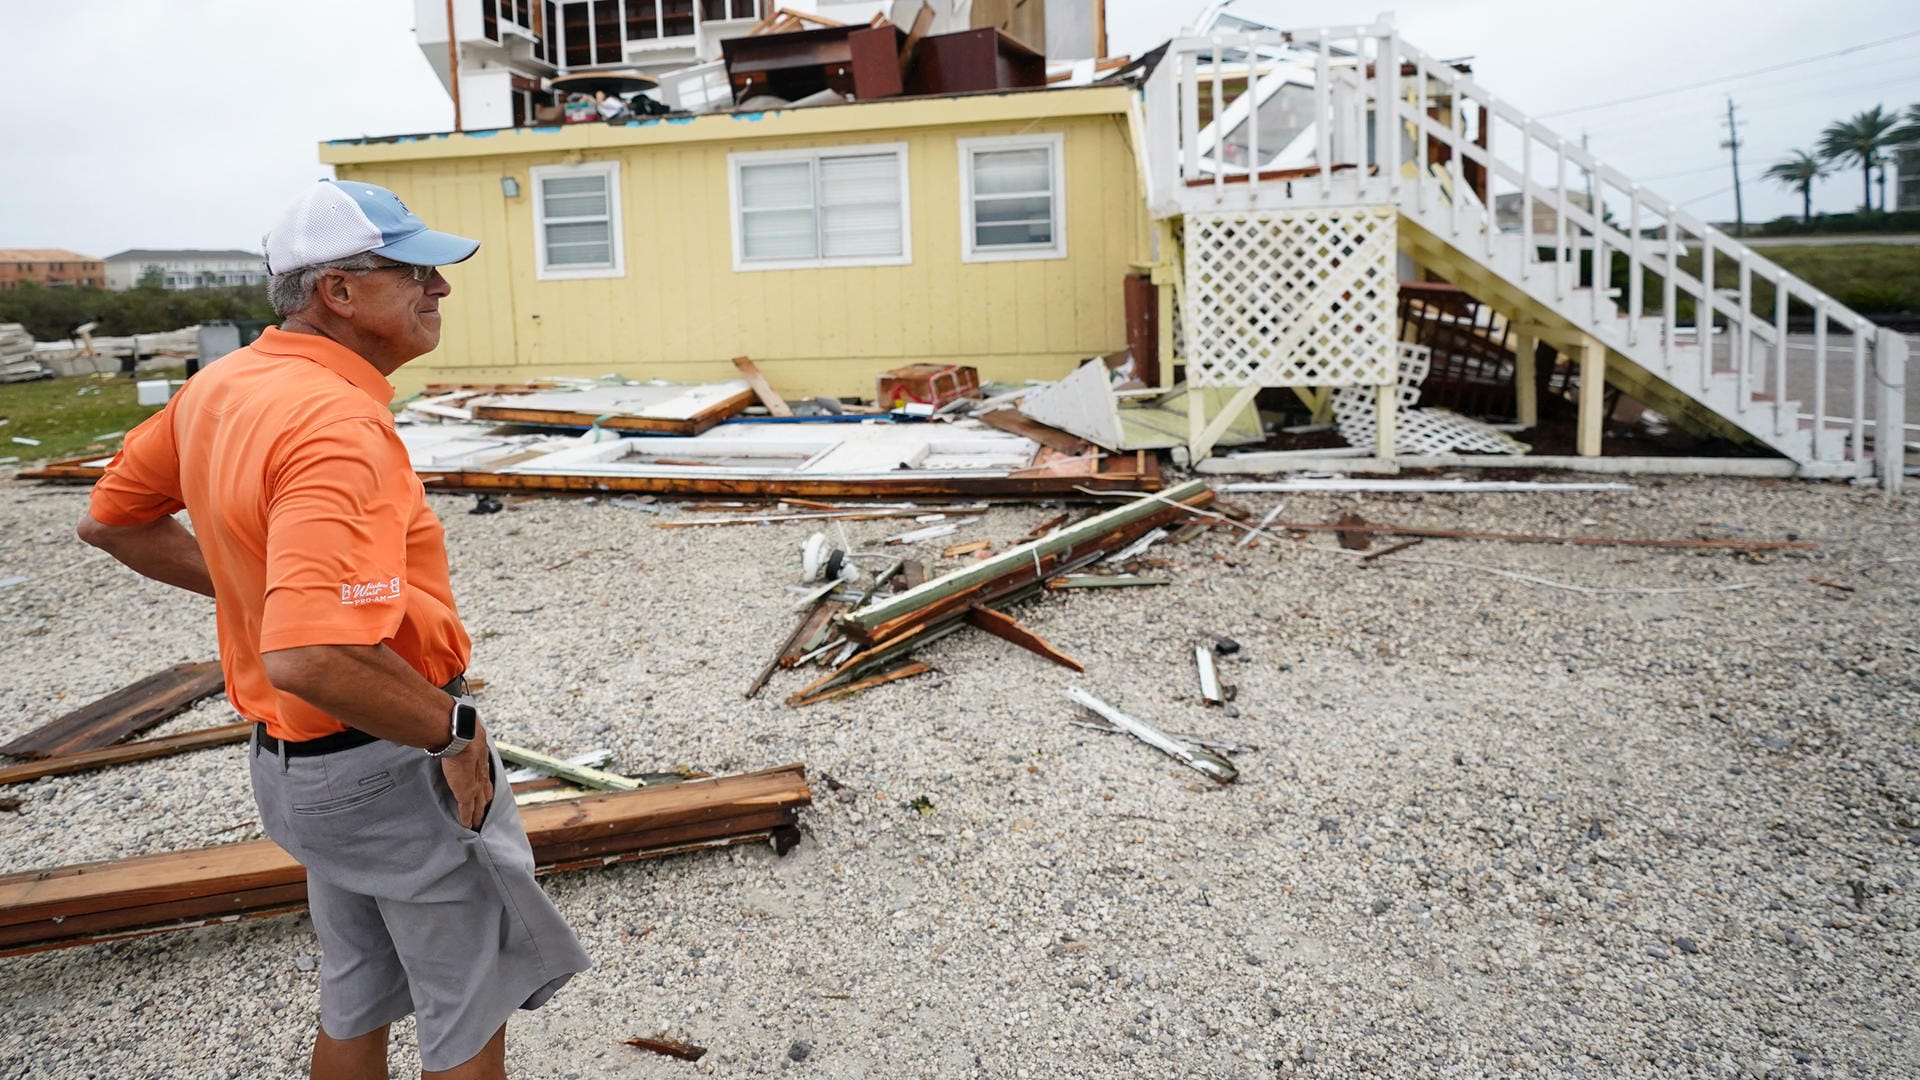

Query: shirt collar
[252,326,395,407]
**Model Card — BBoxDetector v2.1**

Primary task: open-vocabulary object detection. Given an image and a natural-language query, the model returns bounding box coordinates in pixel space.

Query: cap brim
[374,228,480,267]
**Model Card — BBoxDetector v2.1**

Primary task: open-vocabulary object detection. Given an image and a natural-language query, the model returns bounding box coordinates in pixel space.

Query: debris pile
[0,324,47,383]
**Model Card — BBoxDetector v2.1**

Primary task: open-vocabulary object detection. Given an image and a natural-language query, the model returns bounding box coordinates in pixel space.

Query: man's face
[343,261,452,368]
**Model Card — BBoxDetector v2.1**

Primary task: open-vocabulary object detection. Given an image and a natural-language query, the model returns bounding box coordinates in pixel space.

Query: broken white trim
[1219,479,1636,494]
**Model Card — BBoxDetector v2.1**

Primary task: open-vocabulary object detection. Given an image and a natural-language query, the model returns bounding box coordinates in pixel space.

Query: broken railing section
[782,481,1217,706]
[0,765,813,956]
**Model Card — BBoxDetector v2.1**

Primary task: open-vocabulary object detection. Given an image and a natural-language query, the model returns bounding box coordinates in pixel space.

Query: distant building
[101,250,267,291]
[0,249,104,289]
[1898,147,1920,213]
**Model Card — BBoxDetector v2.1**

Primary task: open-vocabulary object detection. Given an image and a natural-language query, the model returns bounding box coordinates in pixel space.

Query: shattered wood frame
[787,481,1215,703]
[0,765,811,955]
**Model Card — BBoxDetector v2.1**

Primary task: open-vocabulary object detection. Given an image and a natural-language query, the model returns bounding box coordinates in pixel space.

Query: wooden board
[0,723,250,786]
[0,765,811,951]
[975,408,1092,454]
[731,356,793,417]
[469,385,757,437]
[1,662,225,759]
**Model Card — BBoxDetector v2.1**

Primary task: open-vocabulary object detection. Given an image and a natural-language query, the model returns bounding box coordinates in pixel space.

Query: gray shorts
[249,731,591,1071]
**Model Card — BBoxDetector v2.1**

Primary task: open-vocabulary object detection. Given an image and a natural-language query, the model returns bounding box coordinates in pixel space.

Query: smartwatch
[428,694,479,758]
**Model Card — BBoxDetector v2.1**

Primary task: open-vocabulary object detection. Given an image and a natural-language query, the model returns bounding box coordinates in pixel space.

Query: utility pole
[1720,97,1746,237]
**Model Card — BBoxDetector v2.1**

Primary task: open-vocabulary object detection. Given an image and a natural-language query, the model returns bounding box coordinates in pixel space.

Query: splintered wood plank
[789,663,933,708]
[0,766,811,939]
[975,409,1091,454]
[1,662,226,759]
[0,723,251,786]
[965,605,1083,672]
[942,539,991,558]
[731,356,794,417]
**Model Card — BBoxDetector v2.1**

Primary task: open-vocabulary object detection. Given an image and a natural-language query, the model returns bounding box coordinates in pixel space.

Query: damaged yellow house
[320,86,1150,399]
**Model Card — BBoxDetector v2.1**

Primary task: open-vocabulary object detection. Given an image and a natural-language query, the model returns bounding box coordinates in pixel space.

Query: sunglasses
[349,262,439,282]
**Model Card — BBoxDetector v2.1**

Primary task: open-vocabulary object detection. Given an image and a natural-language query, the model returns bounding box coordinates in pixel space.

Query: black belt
[256,674,468,757]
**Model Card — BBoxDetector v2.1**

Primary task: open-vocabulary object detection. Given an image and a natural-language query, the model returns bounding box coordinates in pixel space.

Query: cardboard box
[876,364,980,410]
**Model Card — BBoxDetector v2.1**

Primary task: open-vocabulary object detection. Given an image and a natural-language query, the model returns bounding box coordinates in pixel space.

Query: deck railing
[1140,24,1907,489]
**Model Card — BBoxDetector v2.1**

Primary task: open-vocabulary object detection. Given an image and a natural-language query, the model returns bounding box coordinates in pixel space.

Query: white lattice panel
[1333,344,1530,455]
[1182,206,1398,388]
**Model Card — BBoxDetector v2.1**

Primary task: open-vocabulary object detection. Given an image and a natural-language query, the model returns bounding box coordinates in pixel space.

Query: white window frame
[530,161,624,281]
[958,133,1066,263]
[727,143,913,272]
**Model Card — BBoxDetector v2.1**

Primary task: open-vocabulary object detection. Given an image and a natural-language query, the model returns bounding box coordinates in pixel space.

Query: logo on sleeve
[340,577,404,606]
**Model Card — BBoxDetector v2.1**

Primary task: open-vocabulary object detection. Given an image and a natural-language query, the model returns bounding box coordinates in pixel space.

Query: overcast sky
[2,0,1915,257]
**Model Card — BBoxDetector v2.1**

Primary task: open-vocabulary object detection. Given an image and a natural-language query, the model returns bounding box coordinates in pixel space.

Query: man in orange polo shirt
[79,180,588,1080]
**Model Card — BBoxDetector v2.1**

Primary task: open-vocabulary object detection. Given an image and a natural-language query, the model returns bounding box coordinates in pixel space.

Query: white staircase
[1138,22,1908,491]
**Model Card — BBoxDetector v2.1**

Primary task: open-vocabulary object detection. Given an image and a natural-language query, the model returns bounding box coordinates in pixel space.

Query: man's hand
[441,722,493,830]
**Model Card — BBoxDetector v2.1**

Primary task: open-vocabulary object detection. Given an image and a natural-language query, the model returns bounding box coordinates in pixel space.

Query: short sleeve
[89,408,186,525]
[258,418,417,652]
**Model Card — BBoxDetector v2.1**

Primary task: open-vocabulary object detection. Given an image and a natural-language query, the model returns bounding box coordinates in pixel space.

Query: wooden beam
[731,356,793,417]
[0,662,225,759]
[1577,336,1605,457]
[1512,330,1539,428]
[0,765,812,953]
[965,604,1084,671]
[0,723,250,786]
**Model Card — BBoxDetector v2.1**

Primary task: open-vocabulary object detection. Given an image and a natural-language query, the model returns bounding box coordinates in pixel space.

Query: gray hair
[267,253,382,318]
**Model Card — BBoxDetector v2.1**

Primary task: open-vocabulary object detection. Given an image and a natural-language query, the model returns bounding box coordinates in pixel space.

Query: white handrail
[1139,27,1903,485]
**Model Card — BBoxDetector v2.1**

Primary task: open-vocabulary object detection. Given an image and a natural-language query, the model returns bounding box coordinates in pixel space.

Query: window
[958,134,1065,262]
[730,145,911,271]
[531,162,624,279]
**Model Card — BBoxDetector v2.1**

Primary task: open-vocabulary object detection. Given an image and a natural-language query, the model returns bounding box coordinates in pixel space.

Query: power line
[1538,28,1920,118]
[1677,182,1738,206]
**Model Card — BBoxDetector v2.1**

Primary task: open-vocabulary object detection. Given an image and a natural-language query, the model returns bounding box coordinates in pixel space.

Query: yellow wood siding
[331,96,1149,399]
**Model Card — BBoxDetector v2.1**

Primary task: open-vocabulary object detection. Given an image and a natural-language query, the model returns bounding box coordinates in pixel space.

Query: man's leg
[311,1024,390,1080]
[422,1024,505,1080]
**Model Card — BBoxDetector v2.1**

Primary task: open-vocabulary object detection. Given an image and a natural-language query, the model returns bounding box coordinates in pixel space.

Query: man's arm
[77,513,215,598]
[262,643,493,827]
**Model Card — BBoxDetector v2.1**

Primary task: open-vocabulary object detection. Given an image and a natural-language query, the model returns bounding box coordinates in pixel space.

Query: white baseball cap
[264,179,479,275]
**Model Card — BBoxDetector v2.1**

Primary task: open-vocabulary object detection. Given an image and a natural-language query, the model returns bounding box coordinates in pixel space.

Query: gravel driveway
[2,473,1916,1078]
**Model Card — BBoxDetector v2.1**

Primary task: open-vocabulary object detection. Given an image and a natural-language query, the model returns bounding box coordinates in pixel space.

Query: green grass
[0,368,182,465]
[1748,243,1920,314]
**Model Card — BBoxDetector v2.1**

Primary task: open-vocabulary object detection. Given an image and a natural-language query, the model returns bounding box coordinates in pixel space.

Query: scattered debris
[493,742,650,791]
[625,1037,708,1062]
[1045,573,1169,589]
[1220,479,1636,494]
[1234,502,1287,549]
[732,356,793,418]
[0,798,22,813]
[885,522,960,545]
[1066,687,1238,784]
[1807,578,1855,592]
[942,539,991,558]
[1358,538,1426,563]
[1016,354,1261,452]
[469,494,503,515]
[1272,520,1815,551]
[1195,646,1225,705]
[1333,512,1373,551]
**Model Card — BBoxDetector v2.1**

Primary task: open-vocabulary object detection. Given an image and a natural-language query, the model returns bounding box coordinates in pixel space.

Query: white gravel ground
[1,472,1917,1079]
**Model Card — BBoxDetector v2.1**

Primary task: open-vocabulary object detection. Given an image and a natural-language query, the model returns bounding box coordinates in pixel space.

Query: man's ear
[313,270,355,319]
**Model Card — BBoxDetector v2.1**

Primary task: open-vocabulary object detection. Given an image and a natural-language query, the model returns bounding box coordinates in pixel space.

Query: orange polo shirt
[89,327,471,741]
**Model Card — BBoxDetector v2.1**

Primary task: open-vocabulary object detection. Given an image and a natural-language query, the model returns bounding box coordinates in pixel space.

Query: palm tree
[1763,150,1826,223]
[1819,105,1903,211]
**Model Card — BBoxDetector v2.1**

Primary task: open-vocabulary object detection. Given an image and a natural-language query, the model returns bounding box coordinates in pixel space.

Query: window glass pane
[546,221,612,265]
[542,175,608,218]
[822,203,902,257]
[701,0,727,16]
[819,153,899,206]
[740,162,812,210]
[562,2,590,65]
[662,0,694,35]
[974,194,1051,227]
[976,222,1053,247]
[594,0,622,61]
[742,208,819,259]
[627,0,657,39]
[972,148,1049,196]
